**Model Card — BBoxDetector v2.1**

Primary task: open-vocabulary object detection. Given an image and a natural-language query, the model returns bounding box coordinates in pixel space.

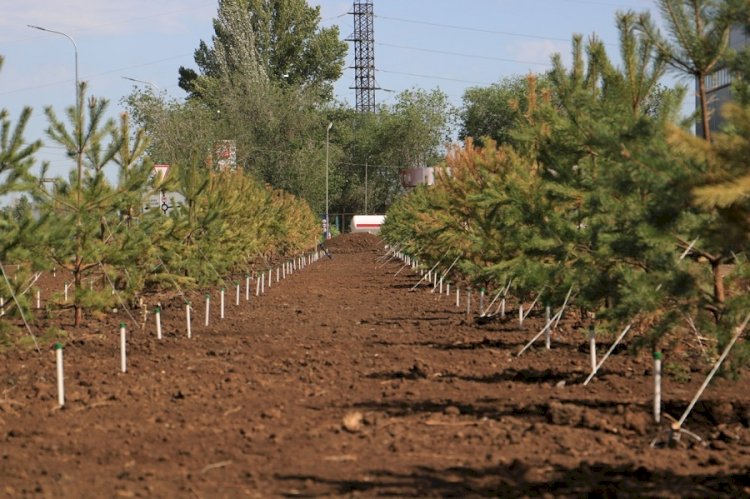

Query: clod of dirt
[710,439,729,451]
[623,409,650,435]
[342,411,364,433]
[546,401,583,426]
[32,383,53,398]
[408,360,431,379]
[712,424,741,443]
[710,402,736,425]
[444,406,461,416]
[261,408,283,420]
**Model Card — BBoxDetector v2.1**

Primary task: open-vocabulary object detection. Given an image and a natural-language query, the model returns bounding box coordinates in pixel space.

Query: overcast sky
[1,0,676,177]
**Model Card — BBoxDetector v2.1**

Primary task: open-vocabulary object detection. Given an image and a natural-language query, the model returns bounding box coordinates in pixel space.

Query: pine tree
[0,56,44,333]
[636,0,733,141]
[33,84,152,326]
[533,25,697,338]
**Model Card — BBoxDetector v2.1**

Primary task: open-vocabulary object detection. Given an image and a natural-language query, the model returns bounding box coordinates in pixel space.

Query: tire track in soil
[1,234,749,497]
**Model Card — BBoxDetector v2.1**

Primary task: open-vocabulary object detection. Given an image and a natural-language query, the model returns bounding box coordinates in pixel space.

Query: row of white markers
[384,245,750,444]
[53,249,326,408]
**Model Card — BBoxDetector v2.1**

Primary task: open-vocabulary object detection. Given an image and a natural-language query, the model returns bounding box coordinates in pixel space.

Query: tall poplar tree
[179,0,347,99]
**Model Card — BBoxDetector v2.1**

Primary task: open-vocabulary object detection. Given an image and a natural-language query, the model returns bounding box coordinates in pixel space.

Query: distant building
[697,25,749,138]
[399,167,435,189]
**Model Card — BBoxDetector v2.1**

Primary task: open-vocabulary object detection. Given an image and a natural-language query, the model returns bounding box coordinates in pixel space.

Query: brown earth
[1,233,749,498]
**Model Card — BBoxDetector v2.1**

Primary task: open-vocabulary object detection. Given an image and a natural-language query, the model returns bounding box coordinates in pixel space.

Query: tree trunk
[74,258,82,326]
[697,72,712,142]
[711,258,725,306]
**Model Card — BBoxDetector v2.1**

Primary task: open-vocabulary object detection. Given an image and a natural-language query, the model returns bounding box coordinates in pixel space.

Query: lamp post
[29,24,84,326]
[121,76,160,92]
[326,122,332,239]
[28,25,78,111]
[28,24,81,204]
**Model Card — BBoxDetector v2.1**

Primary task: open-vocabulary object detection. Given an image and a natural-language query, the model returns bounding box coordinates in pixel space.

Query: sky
[0,0,677,179]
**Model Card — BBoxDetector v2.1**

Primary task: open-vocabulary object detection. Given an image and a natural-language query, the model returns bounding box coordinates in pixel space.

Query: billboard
[399,167,435,188]
[214,140,237,171]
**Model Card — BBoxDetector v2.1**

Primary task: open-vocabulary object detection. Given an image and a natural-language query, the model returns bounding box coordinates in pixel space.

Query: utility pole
[346,1,377,113]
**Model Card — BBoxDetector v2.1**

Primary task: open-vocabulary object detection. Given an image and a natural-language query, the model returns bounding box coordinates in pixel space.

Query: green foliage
[179,0,347,100]
[0,56,43,264]
[460,74,550,147]
[382,12,733,362]
[148,165,318,291]
[337,89,457,215]
[0,321,20,351]
[635,0,733,141]
[30,84,153,325]
[665,361,692,383]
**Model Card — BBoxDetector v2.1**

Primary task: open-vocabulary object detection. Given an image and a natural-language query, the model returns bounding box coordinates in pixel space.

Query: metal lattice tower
[346,0,376,113]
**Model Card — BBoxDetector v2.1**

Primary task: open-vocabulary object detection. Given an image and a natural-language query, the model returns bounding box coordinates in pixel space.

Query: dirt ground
[1,233,749,498]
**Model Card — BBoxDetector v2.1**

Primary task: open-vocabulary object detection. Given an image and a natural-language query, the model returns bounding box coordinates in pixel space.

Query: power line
[376,42,552,67]
[375,14,617,46]
[557,0,652,8]
[375,14,572,43]
[377,68,491,86]
[0,54,190,96]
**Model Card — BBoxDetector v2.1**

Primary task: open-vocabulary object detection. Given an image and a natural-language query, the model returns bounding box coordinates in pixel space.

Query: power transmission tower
[346,0,377,113]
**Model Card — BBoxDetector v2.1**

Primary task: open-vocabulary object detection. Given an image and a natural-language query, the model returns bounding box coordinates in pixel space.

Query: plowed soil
[1,233,749,498]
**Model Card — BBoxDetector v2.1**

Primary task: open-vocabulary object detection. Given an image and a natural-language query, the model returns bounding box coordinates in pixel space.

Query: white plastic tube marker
[120,323,127,373]
[205,294,210,326]
[583,324,633,385]
[64,282,68,302]
[589,325,597,373]
[220,288,225,319]
[246,275,250,300]
[256,276,261,296]
[235,283,240,306]
[186,302,192,339]
[155,306,162,340]
[55,342,64,407]
[654,351,662,423]
[36,289,40,309]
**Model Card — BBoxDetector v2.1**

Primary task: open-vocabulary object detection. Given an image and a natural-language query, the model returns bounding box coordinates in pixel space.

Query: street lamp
[121,76,160,92]
[29,24,84,210]
[326,122,333,239]
[28,25,78,111]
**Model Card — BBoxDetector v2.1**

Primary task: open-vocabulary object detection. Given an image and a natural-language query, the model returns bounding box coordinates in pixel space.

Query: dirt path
[1,234,749,497]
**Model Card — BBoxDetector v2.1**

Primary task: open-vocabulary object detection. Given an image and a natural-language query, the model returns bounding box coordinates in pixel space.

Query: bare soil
[1,233,749,498]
